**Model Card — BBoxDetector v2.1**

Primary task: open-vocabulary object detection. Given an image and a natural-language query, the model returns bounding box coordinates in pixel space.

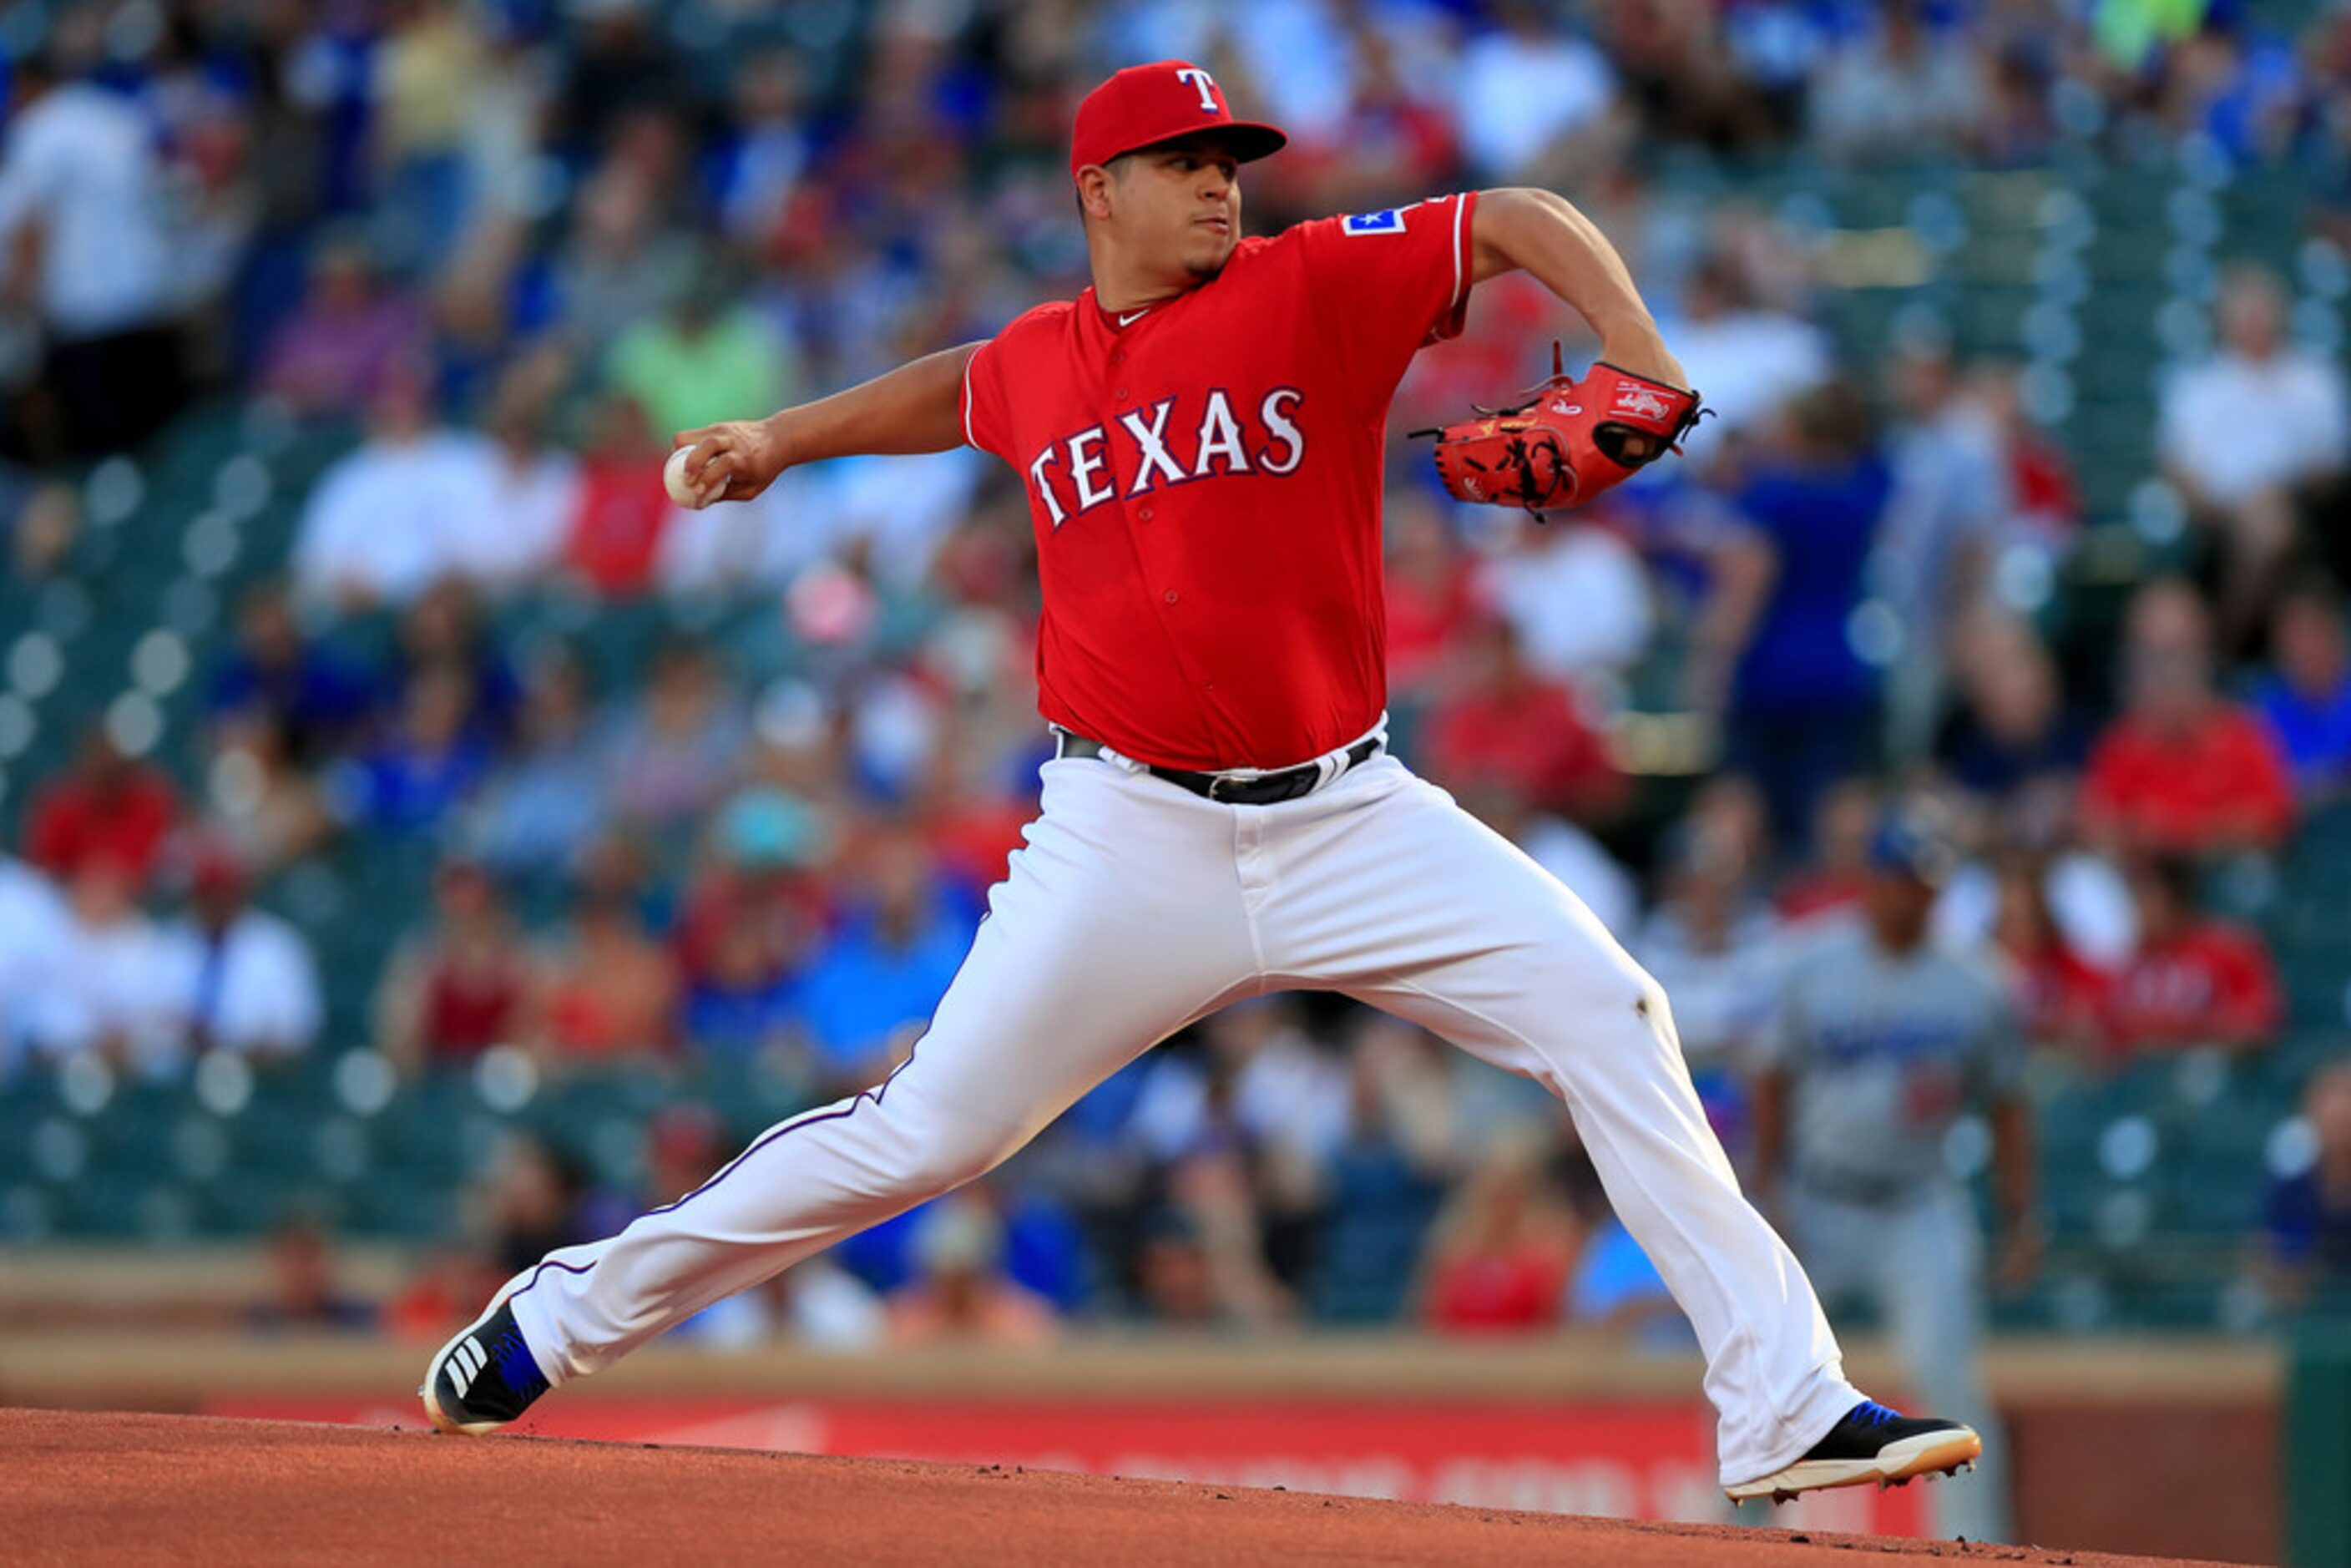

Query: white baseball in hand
[665,443,721,508]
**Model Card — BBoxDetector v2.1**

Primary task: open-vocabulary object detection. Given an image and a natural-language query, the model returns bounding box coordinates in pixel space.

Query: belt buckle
[1207,773,1237,802]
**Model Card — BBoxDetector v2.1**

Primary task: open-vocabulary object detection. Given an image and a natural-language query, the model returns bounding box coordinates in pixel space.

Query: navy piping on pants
[503,1044,928,1307]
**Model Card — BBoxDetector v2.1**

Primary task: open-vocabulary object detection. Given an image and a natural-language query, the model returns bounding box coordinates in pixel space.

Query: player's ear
[1075,164,1115,223]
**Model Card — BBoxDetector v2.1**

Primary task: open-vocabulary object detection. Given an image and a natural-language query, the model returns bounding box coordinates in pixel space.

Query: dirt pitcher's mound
[2,1409,2232,1565]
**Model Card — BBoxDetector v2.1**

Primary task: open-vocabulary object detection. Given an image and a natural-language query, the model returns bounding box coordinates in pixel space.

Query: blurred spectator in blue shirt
[332,662,493,833]
[467,646,610,878]
[2262,1064,2351,1318]
[1933,612,2096,814]
[1308,1019,1455,1324]
[387,576,523,745]
[800,825,972,1093]
[1720,385,1893,842]
[2253,577,2351,805]
[208,579,377,769]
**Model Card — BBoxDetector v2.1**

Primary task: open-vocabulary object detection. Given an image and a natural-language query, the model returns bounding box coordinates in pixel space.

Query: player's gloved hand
[1413,345,1707,516]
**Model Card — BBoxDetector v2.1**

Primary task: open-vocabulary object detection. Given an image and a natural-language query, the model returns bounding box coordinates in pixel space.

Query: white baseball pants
[505,747,1862,1485]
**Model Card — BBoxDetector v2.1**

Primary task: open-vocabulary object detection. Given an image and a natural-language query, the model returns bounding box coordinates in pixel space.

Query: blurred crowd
[3,0,2351,1348]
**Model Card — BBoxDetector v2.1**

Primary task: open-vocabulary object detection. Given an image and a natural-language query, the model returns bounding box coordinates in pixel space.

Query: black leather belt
[1054,731,1382,805]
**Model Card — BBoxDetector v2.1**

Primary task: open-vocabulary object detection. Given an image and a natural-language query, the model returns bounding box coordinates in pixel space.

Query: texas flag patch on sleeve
[1342,208,1404,235]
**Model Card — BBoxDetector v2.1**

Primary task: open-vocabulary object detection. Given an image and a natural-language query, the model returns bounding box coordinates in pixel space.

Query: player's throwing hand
[670,418,789,504]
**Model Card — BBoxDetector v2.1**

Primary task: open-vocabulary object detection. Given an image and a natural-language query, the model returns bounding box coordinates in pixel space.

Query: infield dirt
[0,1408,2242,1565]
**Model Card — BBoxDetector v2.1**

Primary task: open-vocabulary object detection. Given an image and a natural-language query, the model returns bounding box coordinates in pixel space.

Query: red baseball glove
[1416,347,1706,514]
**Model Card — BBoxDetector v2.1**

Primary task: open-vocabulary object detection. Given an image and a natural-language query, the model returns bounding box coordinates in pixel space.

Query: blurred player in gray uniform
[1752,805,2038,1542]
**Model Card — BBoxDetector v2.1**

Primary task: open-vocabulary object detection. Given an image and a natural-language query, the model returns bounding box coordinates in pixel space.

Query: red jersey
[2101,921,2283,1053]
[961,193,1479,770]
[2077,705,2296,852]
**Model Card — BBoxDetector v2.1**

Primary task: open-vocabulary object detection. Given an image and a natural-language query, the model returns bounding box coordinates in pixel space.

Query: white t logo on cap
[1175,67,1220,113]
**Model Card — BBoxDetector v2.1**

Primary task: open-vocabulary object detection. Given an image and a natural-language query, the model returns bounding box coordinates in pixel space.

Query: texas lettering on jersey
[1025,387,1306,528]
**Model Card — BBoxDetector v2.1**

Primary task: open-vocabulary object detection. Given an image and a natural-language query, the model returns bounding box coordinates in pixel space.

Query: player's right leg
[422,754,1260,1433]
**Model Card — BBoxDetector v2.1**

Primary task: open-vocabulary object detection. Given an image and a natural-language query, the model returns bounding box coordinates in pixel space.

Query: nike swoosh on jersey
[1118,310,1150,326]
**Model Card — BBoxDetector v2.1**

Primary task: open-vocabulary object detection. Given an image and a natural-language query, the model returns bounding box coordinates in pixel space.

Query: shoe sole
[418,1282,521,1437]
[1723,1428,1983,1505]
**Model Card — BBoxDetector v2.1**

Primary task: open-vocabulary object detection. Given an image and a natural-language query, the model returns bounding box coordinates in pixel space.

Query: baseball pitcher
[424,61,1981,1510]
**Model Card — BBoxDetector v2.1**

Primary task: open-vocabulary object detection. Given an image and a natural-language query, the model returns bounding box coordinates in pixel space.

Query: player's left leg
[1252,759,1863,1488]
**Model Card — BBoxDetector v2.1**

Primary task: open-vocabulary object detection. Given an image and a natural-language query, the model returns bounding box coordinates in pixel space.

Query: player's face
[1863,870,1935,948]
[1114,139,1242,281]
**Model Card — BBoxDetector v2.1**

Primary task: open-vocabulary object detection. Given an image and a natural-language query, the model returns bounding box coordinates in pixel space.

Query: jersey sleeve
[1294,190,1479,410]
[961,336,1011,462]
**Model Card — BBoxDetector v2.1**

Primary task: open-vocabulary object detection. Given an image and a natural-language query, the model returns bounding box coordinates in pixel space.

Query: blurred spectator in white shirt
[0,853,72,1079]
[1661,254,1832,469]
[156,844,322,1062]
[1453,3,1615,180]
[0,42,187,455]
[1475,515,1655,693]
[442,360,578,594]
[31,855,182,1079]
[291,368,488,611]
[2160,264,2351,651]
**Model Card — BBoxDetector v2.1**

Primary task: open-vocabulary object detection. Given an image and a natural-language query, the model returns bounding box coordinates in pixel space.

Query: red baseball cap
[1070,60,1287,180]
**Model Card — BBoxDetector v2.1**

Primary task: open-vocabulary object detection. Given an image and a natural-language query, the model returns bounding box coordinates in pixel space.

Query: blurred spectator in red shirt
[674,786,831,994]
[25,731,180,888]
[564,389,675,597]
[523,837,680,1069]
[2101,857,2283,1056]
[1988,854,2108,1053]
[1424,617,1625,826]
[2079,579,2295,857]
[1976,362,2080,543]
[376,855,536,1075]
[1420,1131,1580,1334]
